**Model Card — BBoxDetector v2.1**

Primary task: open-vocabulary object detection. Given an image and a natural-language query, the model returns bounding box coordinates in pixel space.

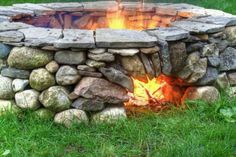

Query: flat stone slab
[13,3,55,15]
[0,31,24,42]
[40,2,83,11]
[0,16,10,22]
[0,22,33,32]
[0,6,34,17]
[19,28,62,47]
[54,29,95,49]
[191,16,236,26]
[147,27,189,41]
[171,20,225,34]
[82,1,118,11]
[96,29,157,48]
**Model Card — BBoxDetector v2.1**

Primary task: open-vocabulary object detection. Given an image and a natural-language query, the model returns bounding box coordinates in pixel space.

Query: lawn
[0,0,236,156]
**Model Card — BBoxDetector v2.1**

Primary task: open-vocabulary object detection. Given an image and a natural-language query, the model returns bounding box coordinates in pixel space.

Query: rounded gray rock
[56,66,81,85]
[45,61,59,73]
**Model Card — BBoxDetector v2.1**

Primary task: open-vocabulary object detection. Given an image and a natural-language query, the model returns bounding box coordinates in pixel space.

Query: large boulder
[30,68,55,91]
[0,75,14,99]
[54,109,88,128]
[220,47,236,71]
[15,89,41,110]
[39,86,71,112]
[56,66,81,85]
[99,67,134,92]
[91,107,127,123]
[73,77,128,104]
[7,47,53,70]
[182,86,219,104]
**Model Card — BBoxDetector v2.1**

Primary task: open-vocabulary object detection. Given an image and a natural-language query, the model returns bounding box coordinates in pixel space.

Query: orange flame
[125,75,185,111]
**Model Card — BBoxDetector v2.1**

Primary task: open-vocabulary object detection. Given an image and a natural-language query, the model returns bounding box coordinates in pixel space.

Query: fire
[125,75,185,112]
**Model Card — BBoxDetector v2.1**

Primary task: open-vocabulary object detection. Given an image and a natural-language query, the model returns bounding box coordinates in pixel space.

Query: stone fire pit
[0,1,236,127]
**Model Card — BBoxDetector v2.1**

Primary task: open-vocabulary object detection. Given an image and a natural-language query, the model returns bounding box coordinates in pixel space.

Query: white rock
[12,79,29,92]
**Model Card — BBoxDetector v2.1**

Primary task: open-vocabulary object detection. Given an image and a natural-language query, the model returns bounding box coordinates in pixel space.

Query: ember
[125,75,186,112]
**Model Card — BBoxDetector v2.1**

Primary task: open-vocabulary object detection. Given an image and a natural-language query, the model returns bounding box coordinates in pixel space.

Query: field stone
[30,68,55,91]
[73,77,128,104]
[7,47,53,70]
[0,43,11,58]
[88,48,106,54]
[120,55,146,79]
[1,67,30,79]
[0,75,14,99]
[15,89,41,110]
[91,106,127,123]
[220,47,236,71]
[182,86,219,104]
[12,79,29,92]
[77,65,96,72]
[45,61,59,73]
[108,49,139,56]
[197,67,218,85]
[34,108,55,119]
[88,52,115,62]
[215,73,230,89]
[151,53,162,77]
[228,72,236,85]
[54,109,88,128]
[78,70,103,78]
[201,44,219,56]
[55,51,86,65]
[208,56,220,67]
[140,46,160,54]
[140,53,155,79]
[0,59,7,71]
[99,67,134,92]
[86,59,105,68]
[224,26,236,46]
[72,98,105,112]
[56,66,81,85]
[39,86,71,112]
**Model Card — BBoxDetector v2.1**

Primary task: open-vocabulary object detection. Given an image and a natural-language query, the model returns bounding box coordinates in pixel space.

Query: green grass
[0,0,236,15]
[0,95,236,157]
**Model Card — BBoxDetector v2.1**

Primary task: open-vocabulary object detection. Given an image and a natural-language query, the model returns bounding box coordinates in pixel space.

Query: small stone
[39,86,71,112]
[7,47,53,70]
[208,56,220,67]
[224,26,236,46]
[0,59,7,71]
[72,98,105,112]
[197,67,218,85]
[182,86,219,104]
[201,44,219,57]
[56,66,81,86]
[99,67,134,92]
[140,46,160,54]
[54,109,88,128]
[15,89,41,110]
[78,70,103,78]
[229,87,236,97]
[1,67,30,79]
[77,65,96,72]
[12,79,29,92]
[0,75,14,99]
[34,108,55,119]
[120,55,146,79]
[215,73,230,89]
[88,48,106,54]
[108,49,139,56]
[45,61,59,73]
[0,43,11,59]
[220,47,236,71]
[30,68,55,91]
[186,42,204,53]
[228,72,236,85]
[88,52,115,62]
[194,34,209,41]
[86,59,106,68]
[217,40,229,52]
[91,106,127,123]
[73,77,128,104]
[54,51,86,65]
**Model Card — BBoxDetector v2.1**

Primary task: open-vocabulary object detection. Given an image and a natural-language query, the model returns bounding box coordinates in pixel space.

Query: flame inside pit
[125,75,186,113]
